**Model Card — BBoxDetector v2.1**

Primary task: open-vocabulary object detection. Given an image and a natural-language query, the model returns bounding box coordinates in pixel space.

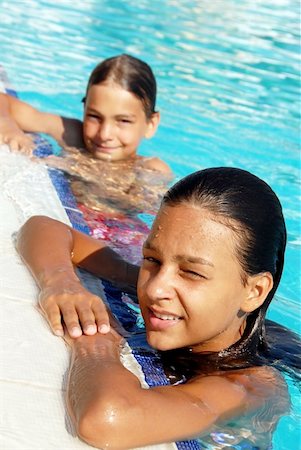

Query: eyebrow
[143,241,214,267]
[179,256,214,267]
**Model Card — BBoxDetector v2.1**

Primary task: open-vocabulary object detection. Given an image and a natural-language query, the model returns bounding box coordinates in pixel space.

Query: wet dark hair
[159,167,300,380]
[82,54,157,119]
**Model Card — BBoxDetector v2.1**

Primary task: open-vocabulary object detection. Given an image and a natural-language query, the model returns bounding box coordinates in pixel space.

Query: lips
[152,310,181,321]
[94,145,120,154]
[147,308,182,331]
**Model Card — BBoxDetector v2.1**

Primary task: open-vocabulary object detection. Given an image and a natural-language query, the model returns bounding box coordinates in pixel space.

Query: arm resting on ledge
[16,215,139,337]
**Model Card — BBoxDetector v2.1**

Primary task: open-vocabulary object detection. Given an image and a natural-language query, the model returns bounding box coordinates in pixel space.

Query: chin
[146,334,177,352]
[93,151,113,161]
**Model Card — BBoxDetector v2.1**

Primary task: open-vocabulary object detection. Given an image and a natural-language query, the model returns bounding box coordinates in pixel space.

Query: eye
[86,113,100,121]
[142,256,160,265]
[180,269,207,280]
[118,118,133,124]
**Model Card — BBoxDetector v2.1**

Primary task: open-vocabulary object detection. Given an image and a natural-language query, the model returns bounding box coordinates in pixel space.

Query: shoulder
[218,366,288,403]
[223,366,287,397]
[141,156,172,175]
[180,366,289,417]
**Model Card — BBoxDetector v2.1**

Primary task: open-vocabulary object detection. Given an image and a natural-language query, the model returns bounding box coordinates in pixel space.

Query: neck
[191,318,248,354]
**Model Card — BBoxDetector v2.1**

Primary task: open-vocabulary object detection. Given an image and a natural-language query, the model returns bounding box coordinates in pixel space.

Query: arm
[16,215,139,337]
[0,92,84,151]
[0,92,34,152]
[67,333,286,449]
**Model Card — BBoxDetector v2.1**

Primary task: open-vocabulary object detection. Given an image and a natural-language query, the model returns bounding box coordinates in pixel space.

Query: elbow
[76,399,133,450]
[20,215,54,228]
[16,215,50,249]
[18,215,52,234]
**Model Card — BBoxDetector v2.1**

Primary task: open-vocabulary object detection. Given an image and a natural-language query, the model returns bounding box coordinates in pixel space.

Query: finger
[22,138,34,154]
[76,305,98,336]
[8,139,19,152]
[60,305,83,338]
[20,145,32,155]
[92,301,111,334]
[40,303,64,337]
[19,142,33,155]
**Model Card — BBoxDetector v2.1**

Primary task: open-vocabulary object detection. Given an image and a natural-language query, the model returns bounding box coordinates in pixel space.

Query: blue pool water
[1,1,300,448]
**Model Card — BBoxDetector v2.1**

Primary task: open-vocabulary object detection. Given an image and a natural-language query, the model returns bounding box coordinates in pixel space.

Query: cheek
[187,290,239,328]
[83,119,97,139]
[121,130,140,146]
[205,297,241,330]
[137,270,146,297]
[124,123,146,142]
[137,270,150,305]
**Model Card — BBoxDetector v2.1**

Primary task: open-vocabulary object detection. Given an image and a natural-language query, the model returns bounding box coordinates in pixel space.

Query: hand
[0,118,34,154]
[38,280,111,338]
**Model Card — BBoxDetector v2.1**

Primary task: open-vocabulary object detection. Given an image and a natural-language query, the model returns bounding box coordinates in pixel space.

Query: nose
[144,266,176,302]
[98,120,114,141]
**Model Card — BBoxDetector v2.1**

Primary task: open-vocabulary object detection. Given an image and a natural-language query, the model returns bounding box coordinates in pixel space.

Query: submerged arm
[16,215,139,337]
[67,333,285,449]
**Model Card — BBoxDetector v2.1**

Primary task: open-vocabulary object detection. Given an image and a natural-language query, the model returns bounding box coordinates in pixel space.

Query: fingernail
[85,325,97,335]
[71,327,82,337]
[54,329,64,337]
[99,324,110,334]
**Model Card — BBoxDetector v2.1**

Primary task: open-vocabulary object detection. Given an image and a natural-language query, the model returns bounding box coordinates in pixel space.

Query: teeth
[153,311,179,321]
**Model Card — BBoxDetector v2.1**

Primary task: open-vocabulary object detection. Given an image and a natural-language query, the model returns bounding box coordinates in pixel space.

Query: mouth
[93,145,121,154]
[152,310,181,321]
[147,308,183,330]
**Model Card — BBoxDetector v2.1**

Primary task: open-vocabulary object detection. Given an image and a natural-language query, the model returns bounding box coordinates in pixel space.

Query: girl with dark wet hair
[159,168,299,379]
[16,167,299,448]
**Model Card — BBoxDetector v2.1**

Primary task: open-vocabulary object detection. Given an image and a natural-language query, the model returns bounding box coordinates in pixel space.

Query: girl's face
[138,204,255,353]
[83,82,159,162]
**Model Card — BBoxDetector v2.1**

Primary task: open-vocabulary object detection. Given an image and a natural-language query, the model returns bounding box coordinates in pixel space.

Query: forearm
[16,215,139,288]
[3,93,61,134]
[0,93,26,137]
[0,93,11,118]
[67,335,143,447]
[77,245,139,288]
[16,215,78,289]
[67,337,133,418]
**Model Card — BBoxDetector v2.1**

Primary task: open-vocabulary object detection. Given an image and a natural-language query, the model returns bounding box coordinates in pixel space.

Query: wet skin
[138,204,272,353]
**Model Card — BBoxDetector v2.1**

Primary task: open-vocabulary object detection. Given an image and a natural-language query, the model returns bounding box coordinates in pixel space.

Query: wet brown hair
[83,54,157,119]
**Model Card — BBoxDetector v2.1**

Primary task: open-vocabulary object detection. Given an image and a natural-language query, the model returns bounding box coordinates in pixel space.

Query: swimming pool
[1,0,300,448]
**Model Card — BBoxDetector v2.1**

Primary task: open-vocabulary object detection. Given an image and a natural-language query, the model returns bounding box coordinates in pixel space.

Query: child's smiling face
[83,82,159,162]
[138,203,268,353]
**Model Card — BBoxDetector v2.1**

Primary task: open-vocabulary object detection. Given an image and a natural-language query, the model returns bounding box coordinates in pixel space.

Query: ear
[241,272,274,313]
[145,111,160,139]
